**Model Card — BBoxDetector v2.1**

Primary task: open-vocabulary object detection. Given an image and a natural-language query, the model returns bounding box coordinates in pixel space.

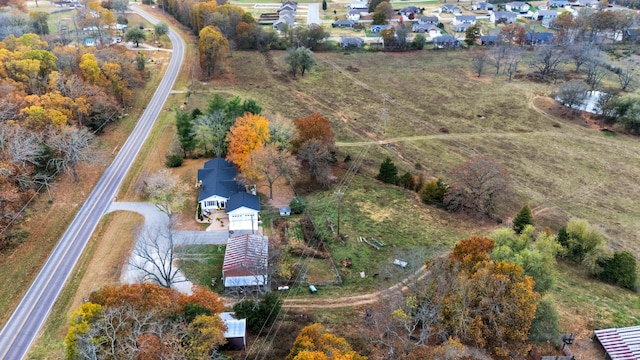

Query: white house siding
[199,195,228,211]
[227,206,259,232]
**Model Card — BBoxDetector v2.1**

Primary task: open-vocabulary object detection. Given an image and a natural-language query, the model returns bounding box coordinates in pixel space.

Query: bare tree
[530,46,566,81]
[49,127,94,182]
[296,139,333,188]
[585,57,607,90]
[471,50,489,77]
[504,46,523,81]
[144,170,186,227]
[444,156,511,219]
[618,62,634,91]
[489,44,509,76]
[555,80,588,113]
[246,143,299,200]
[565,42,595,72]
[129,226,187,288]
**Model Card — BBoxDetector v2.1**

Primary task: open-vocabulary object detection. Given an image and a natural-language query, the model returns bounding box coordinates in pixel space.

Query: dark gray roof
[227,192,260,212]
[419,16,438,23]
[198,157,244,201]
[494,11,517,18]
[480,35,499,42]
[526,31,554,43]
[434,34,458,43]
[455,15,477,21]
[400,6,420,13]
[334,19,357,25]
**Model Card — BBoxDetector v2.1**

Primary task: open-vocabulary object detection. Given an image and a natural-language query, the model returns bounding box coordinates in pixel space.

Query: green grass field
[179,245,227,292]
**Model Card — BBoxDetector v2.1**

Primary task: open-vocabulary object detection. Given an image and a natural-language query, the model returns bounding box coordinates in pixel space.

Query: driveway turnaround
[0,6,185,359]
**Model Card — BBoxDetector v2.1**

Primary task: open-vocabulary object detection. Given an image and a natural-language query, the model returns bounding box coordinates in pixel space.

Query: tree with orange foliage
[67,283,227,359]
[451,236,494,271]
[291,112,335,152]
[287,323,367,360]
[226,113,270,171]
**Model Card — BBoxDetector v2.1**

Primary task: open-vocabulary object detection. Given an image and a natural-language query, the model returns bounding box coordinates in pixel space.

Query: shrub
[197,203,203,221]
[419,178,448,206]
[376,157,398,184]
[165,154,183,168]
[513,204,534,234]
[597,250,637,290]
[398,172,416,189]
[290,197,306,214]
[344,154,351,163]
[529,298,561,345]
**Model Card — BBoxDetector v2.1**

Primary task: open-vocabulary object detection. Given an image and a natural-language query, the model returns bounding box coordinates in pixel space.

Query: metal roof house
[220,312,247,350]
[594,325,640,360]
[222,234,268,289]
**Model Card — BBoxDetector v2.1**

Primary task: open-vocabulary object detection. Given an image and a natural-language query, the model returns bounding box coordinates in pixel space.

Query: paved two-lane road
[0,6,185,359]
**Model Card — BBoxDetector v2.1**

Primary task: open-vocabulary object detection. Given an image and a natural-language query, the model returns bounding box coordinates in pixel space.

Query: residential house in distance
[222,234,269,289]
[412,23,442,38]
[573,0,598,7]
[400,5,421,19]
[535,9,558,27]
[339,37,365,48]
[479,34,499,45]
[525,31,554,45]
[333,19,358,28]
[371,24,394,33]
[347,9,362,20]
[548,0,570,7]
[418,15,439,25]
[433,34,460,48]
[197,157,260,232]
[453,15,476,32]
[505,1,530,13]
[491,11,517,24]
[273,1,297,31]
[346,1,368,10]
[440,4,461,14]
[473,1,494,11]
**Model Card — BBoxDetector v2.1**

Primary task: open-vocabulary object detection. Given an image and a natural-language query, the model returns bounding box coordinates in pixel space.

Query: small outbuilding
[219,312,247,350]
[279,207,291,216]
[594,325,640,360]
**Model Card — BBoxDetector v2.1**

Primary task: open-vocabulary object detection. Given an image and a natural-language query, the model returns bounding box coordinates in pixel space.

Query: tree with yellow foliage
[198,25,228,78]
[226,113,270,171]
[288,323,367,360]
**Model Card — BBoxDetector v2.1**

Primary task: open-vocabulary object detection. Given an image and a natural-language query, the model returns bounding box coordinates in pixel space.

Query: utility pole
[381,93,388,134]
[334,192,344,239]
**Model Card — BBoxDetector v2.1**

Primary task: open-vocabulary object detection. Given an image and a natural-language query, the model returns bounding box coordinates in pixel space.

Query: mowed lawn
[198,50,640,261]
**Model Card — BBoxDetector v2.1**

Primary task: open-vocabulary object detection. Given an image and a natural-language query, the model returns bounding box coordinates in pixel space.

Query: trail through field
[281,264,429,309]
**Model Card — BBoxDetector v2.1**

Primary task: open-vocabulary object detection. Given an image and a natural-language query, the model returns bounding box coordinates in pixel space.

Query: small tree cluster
[233,292,282,331]
[597,250,637,290]
[557,218,612,275]
[283,47,315,77]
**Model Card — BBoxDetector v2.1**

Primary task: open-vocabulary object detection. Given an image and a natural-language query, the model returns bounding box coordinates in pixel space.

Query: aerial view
[0,0,639,358]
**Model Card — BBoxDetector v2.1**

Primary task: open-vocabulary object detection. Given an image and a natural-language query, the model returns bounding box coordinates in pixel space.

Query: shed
[222,234,269,288]
[219,312,247,350]
[309,285,318,293]
[279,207,291,216]
[594,325,640,360]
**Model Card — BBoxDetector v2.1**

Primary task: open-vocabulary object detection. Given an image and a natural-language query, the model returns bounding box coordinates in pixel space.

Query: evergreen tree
[513,204,534,234]
[322,0,327,11]
[598,251,637,290]
[377,157,398,184]
[176,111,196,157]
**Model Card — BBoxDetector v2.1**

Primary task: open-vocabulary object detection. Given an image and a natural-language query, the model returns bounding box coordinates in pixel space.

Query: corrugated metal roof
[595,325,640,360]
[220,312,246,339]
[222,234,268,274]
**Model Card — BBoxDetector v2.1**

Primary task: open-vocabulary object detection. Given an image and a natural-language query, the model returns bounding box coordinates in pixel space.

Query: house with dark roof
[548,0,570,7]
[479,34,499,45]
[333,19,358,28]
[222,234,268,288]
[197,157,260,231]
[491,11,517,24]
[371,24,393,33]
[347,9,362,20]
[227,192,260,232]
[433,34,460,48]
[418,16,439,25]
[400,6,421,17]
[440,4,461,14]
[525,31,554,45]
[472,1,494,11]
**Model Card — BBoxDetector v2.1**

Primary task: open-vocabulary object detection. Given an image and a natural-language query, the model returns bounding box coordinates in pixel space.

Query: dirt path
[281,265,429,309]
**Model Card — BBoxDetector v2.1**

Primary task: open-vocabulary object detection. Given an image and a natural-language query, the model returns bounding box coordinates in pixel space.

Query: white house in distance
[222,234,269,289]
[197,157,260,232]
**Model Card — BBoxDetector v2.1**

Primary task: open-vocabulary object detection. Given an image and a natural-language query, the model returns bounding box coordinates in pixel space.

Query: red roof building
[594,325,640,360]
[222,234,268,288]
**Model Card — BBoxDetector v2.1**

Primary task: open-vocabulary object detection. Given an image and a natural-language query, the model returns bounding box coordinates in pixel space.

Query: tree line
[0,29,148,251]
[174,94,338,199]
